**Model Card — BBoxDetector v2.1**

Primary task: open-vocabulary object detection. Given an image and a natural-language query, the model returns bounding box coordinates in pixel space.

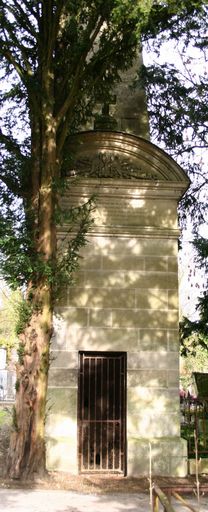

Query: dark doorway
[78,351,127,474]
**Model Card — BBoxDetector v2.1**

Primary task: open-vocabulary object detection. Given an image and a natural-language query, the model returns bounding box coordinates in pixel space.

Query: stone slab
[48,369,77,388]
[128,437,187,477]
[47,388,77,415]
[127,351,178,370]
[50,351,78,369]
[46,437,77,473]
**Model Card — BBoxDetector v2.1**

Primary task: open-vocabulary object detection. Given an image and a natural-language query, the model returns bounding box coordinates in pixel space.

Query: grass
[0,408,12,428]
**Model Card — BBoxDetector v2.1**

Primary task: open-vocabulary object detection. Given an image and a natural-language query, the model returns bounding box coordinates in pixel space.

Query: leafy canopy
[141,1,208,233]
[0,0,154,293]
[0,0,207,295]
[141,2,208,360]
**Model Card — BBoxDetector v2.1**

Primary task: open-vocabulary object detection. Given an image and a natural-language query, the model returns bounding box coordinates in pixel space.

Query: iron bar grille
[78,352,126,474]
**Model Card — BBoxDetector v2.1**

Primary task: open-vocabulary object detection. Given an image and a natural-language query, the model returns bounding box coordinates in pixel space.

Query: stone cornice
[64,178,188,201]
[58,227,180,239]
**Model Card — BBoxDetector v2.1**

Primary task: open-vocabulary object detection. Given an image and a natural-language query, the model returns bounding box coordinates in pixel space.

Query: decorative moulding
[66,131,190,188]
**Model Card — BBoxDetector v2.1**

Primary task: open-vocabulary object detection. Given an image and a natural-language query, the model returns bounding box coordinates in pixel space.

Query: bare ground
[1,406,208,494]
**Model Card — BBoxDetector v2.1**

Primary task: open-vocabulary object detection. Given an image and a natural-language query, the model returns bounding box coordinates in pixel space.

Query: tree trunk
[6,167,55,478]
[5,2,65,474]
[6,93,57,477]
[6,295,52,478]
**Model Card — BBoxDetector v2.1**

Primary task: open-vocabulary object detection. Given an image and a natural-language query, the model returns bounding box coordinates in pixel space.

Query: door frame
[77,351,127,475]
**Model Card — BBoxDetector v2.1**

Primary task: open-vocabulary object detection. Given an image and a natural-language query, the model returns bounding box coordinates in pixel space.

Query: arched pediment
[67,131,189,185]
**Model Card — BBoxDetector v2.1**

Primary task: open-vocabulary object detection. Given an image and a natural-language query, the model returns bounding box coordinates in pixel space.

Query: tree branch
[55,14,104,129]
[0,130,27,197]
[0,44,28,82]
[56,57,108,158]
[19,0,39,20]
[40,0,65,70]
[0,173,22,198]
[0,129,26,160]
[2,14,35,76]
[10,1,38,39]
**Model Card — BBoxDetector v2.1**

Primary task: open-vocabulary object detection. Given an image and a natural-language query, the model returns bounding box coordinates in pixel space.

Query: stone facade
[46,131,189,476]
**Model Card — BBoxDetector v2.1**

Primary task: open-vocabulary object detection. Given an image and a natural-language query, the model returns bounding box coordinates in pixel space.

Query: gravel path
[0,489,208,512]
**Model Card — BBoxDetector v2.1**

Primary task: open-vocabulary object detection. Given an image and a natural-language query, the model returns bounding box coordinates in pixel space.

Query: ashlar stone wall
[46,132,189,476]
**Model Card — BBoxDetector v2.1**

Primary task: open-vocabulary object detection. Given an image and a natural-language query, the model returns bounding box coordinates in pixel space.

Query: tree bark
[5,1,79,479]
[6,168,56,477]
[6,299,52,478]
[6,83,57,478]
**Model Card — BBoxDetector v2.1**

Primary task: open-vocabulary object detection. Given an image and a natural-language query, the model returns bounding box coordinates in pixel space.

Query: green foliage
[15,300,33,336]
[180,321,208,358]
[189,237,208,339]
[16,342,25,366]
[180,236,208,385]
[12,406,19,432]
[194,237,208,274]
[0,0,206,298]
[0,0,206,344]
[180,304,208,387]
[15,379,20,392]
[55,197,95,297]
[140,1,208,335]
[0,285,20,358]
[40,350,50,375]
[140,1,208,233]
[0,0,156,294]
[0,0,207,478]
[0,408,12,428]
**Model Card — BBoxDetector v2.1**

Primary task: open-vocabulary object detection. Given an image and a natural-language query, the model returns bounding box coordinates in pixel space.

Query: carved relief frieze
[66,131,190,185]
[67,151,159,180]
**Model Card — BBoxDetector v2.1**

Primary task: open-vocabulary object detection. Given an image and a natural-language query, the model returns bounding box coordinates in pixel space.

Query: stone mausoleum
[46,60,190,476]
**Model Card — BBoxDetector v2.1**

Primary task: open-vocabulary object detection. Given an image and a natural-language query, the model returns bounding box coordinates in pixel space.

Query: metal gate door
[78,351,126,474]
